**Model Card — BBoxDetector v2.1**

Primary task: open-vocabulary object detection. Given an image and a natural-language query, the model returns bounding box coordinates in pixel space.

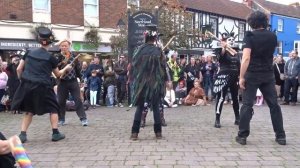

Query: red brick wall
[99,0,127,28]
[0,0,32,22]
[51,0,84,25]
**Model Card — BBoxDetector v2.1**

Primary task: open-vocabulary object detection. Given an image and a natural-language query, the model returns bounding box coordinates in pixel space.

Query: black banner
[128,11,157,60]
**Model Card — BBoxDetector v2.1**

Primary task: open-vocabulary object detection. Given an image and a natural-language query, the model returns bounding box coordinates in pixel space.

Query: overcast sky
[231,0,299,5]
[267,0,299,4]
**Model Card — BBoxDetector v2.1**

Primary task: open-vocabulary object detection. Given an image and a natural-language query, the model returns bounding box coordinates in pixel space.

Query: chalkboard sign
[128,11,157,60]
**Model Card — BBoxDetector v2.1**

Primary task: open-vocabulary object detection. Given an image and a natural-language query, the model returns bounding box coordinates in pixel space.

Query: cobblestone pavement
[1,102,300,168]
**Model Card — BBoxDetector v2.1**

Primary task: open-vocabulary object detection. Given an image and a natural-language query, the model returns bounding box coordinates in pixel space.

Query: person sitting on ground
[163,81,178,108]
[175,80,187,105]
[183,78,207,106]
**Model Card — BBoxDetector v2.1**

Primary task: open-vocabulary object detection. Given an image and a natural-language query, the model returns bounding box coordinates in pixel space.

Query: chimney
[243,0,253,8]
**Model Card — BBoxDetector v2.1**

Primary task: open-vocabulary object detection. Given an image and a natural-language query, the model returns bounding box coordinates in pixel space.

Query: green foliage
[110,27,128,55]
[30,23,56,41]
[112,0,206,52]
[84,27,102,50]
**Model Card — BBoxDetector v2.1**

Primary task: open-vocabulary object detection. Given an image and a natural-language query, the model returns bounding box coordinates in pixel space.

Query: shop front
[0,39,112,61]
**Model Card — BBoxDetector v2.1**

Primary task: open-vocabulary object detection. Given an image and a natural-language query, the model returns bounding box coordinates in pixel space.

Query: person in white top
[163,81,178,108]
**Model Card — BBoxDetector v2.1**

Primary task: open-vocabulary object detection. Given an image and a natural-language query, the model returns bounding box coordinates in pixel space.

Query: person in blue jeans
[103,59,116,107]
[202,55,217,100]
[87,70,101,108]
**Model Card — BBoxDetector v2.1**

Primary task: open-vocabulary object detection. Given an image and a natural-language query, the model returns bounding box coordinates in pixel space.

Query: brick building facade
[0,0,128,59]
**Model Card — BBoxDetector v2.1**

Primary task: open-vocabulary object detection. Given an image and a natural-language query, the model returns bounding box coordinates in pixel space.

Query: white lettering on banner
[28,43,41,48]
[0,42,26,47]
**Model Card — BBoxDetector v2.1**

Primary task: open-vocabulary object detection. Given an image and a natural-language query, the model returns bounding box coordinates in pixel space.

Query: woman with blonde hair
[163,81,177,108]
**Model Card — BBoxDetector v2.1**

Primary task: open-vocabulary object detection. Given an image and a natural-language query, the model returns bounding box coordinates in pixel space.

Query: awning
[0,39,112,53]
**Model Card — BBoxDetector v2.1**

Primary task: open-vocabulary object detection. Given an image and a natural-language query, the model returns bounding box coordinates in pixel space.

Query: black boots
[140,104,167,127]
[160,112,167,127]
[130,133,138,141]
[154,123,162,139]
[159,103,167,127]
[141,103,149,127]
[235,136,247,145]
[214,118,221,128]
[141,111,148,127]
[214,115,240,128]
[214,114,221,128]
[131,120,140,140]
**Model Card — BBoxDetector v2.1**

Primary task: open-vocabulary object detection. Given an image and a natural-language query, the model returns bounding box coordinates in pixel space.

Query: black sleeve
[242,31,253,49]
[50,56,59,69]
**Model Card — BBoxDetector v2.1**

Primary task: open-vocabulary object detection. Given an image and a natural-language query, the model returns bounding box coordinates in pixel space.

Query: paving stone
[1,103,299,167]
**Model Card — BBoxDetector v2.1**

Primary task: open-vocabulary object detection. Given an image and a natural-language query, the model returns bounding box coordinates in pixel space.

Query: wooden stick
[205,31,237,55]
[162,36,176,51]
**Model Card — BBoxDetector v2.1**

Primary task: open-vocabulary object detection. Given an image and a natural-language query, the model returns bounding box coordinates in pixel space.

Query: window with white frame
[238,22,245,41]
[127,0,140,8]
[297,23,300,34]
[33,0,50,12]
[84,0,99,17]
[209,17,217,35]
[277,19,283,32]
[295,41,299,54]
[277,41,283,54]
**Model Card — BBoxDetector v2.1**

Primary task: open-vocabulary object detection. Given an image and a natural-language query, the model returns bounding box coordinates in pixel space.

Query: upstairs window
[209,17,217,35]
[277,41,283,55]
[238,22,245,41]
[33,0,50,12]
[277,19,283,32]
[84,0,99,17]
[128,0,140,8]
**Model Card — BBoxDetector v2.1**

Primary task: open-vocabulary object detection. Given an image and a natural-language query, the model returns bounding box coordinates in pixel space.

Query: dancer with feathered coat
[130,24,167,140]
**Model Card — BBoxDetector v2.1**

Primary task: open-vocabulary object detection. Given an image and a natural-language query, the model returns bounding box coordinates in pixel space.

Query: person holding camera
[6,53,22,113]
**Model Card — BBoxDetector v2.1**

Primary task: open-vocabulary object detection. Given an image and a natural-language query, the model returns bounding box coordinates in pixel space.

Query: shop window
[33,0,50,12]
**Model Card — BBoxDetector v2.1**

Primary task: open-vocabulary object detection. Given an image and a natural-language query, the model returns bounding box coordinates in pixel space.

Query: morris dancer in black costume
[130,24,167,140]
[213,33,240,128]
[11,27,72,143]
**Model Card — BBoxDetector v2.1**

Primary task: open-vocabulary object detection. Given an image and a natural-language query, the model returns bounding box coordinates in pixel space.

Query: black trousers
[238,72,285,139]
[215,79,239,120]
[57,79,87,121]
[132,99,161,134]
[116,79,126,104]
[284,78,298,103]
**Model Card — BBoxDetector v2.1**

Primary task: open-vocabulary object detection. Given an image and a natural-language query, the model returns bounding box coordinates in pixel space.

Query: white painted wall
[32,12,51,23]
[0,22,118,43]
[218,18,239,39]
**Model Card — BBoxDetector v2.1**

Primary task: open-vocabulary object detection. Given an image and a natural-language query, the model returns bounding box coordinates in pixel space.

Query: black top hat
[37,27,53,39]
[9,53,20,59]
[145,24,157,31]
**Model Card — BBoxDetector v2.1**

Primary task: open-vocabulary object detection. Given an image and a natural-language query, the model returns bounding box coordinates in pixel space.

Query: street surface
[1,102,300,168]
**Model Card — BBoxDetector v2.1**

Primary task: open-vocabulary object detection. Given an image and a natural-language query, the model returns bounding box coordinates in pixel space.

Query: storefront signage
[0,39,111,53]
[0,39,42,50]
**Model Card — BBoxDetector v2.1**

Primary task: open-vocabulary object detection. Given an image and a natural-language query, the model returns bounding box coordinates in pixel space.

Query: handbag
[275,63,285,80]
[1,94,9,105]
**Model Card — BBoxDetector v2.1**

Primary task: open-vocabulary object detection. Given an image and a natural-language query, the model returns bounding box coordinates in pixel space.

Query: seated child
[163,81,178,108]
